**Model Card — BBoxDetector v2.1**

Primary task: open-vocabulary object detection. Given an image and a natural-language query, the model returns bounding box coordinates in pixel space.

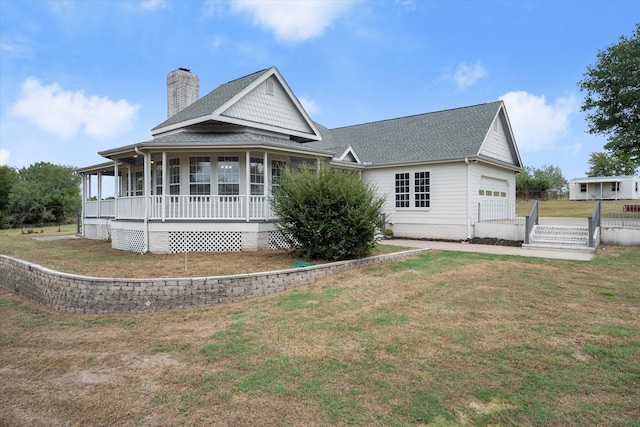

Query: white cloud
[10,77,140,139]
[231,0,355,43]
[0,148,9,166]
[500,91,579,152]
[299,96,321,116]
[138,0,167,11]
[454,61,487,91]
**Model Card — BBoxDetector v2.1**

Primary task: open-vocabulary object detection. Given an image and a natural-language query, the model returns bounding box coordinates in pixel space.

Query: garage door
[479,177,508,201]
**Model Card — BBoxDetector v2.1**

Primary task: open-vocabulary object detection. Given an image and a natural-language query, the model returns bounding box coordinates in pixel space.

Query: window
[395,173,410,208]
[636,182,638,192]
[479,190,485,196]
[250,157,265,195]
[218,156,239,195]
[580,183,587,193]
[395,171,431,208]
[155,161,162,195]
[612,182,620,192]
[169,158,180,195]
[134,171,143,196]
[190,156,211,195]
[414,171,430,208]
[271,160,286,187]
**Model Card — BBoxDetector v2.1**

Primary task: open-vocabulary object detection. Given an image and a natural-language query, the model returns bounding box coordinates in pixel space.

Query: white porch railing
[84,200,116,218]
[84,195,276,221]
[116,196,145,219]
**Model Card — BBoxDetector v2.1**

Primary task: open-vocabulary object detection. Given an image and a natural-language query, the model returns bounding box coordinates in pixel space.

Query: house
[76,66,523,253]
[569,175,640,200]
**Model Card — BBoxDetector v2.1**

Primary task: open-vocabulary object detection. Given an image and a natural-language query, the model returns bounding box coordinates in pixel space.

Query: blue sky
[1,0,638,182]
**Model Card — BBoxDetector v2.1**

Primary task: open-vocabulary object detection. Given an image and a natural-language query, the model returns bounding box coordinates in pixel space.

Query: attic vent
[266,79,274,95]
[343,152,357,162]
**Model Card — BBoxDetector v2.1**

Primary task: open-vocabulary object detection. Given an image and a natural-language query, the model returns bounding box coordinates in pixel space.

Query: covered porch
[76,145,332,253]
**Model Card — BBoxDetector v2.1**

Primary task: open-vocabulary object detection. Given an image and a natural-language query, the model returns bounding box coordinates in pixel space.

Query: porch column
[97,172,102,217]
[114,160,119,197]
[600,182,603,200]
[246,150,251,222]
[162,151,167,222]
[127,166,132,197]
[81,173,86,235]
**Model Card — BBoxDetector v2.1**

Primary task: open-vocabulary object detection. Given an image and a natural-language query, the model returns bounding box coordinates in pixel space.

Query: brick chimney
[167,68,199,118]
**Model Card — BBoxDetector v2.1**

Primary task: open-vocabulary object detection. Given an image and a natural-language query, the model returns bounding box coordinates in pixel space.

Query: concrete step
[525,225,596,252]
[522,243,596,253]
[530,237,589,246]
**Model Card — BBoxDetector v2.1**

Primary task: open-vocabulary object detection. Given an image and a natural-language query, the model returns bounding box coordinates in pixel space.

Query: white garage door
[479,177,508,201]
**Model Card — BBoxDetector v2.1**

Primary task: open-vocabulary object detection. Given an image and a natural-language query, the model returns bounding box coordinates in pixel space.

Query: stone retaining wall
[0,249,427,314]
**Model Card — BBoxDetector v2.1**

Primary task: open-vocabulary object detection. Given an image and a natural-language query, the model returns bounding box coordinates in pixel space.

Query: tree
[516,165,567,196]
[586,152,639,177]
[533,165,568,193]
[7,162,81,227]
[270,162,384,261]
[579,23,640,164]
[0,165,19,228]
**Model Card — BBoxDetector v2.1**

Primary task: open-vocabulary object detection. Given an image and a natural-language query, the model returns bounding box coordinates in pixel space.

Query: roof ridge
[218,67,272,87]
[330,100,502,131]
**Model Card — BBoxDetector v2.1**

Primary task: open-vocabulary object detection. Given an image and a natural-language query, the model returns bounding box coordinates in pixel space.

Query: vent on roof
[266,78,274,95]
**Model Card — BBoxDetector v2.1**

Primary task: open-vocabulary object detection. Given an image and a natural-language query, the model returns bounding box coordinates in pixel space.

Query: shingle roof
[308,101,503,165]
[152,68,271,131]
[150,131,330,153]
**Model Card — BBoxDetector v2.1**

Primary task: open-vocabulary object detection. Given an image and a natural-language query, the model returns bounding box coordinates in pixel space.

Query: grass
[1,245,639,426]
[0,224,407,278]
[515,198,634,218]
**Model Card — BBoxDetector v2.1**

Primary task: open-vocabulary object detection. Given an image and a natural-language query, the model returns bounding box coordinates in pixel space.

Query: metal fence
[601,200,640,228]
[478,200,532,223]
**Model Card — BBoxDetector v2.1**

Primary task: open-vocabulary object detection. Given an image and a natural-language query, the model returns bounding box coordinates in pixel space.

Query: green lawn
[516,199,632,218]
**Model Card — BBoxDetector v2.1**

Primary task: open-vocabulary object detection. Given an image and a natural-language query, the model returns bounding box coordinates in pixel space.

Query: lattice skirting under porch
[169,231,242,253]
[269,230,293,250]
[112,229,146,253]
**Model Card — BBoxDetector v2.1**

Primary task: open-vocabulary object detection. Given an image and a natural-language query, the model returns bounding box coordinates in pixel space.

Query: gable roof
[151,67,321,142]
[309,101,520,168]
[152,69,269,132]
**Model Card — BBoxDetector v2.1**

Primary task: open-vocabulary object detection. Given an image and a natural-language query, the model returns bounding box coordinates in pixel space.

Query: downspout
[465,158,472,239]
[134,147,150,253]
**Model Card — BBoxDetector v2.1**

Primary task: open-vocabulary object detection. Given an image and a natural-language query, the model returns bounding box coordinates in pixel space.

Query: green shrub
[270,162,384,261]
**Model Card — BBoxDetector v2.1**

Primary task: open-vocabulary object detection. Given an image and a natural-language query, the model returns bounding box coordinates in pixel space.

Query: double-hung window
[134,171,143,196]
[395,173,410,208]
[250,157,265,195]
[395,171,430,208]
[414,171,430,208]
[189,156,211,195]
[271,160,286,188]
[168,158,180,195]
[218,156,240,195]
[154,161,163,195]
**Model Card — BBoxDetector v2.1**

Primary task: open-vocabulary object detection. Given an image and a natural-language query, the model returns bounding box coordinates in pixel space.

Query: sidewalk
[383,239,594,261]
